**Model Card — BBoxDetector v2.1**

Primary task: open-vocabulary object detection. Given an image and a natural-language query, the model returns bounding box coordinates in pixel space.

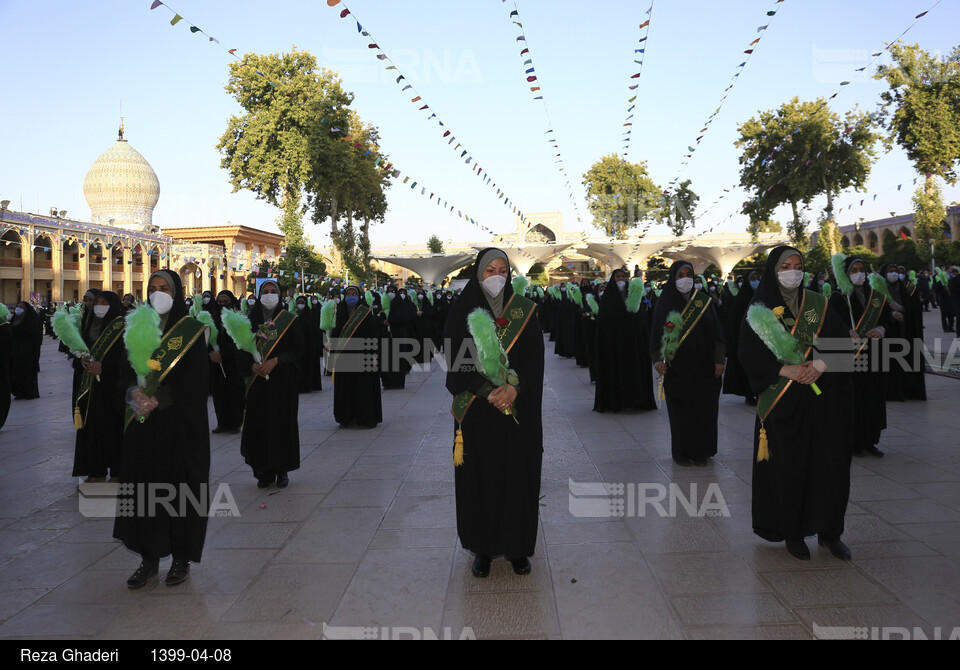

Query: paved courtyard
[1,312,958,640]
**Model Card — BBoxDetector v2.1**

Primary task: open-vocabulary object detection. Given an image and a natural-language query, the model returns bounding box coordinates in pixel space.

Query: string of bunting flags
[146,1,517,244]
[663,0,786,200]
[326,0,529,224]
[500,0,583,227]
[621,2,655,158]
[671,0,943,242]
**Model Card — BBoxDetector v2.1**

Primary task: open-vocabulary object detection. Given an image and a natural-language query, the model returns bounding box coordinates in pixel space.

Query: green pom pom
[124,305,162,384]
[319,299,336,331]
[625,277,644,313]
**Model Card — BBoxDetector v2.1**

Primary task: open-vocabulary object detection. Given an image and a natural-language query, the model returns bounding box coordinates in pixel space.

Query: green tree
[427,235,445,254]
[658,179,699,236]
[736,97,880,250]
[582,154,661,238]
[875,43,960,244]
[217,49,354,276]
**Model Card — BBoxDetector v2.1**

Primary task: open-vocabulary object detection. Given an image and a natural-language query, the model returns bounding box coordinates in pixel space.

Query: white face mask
[202,296,211,305]
[887,272,900,284]
[778,270,804,290]
[482,275,506,298]
[616,280,626,291]
[898,273,906,281]
[150,291,174,315]
[247,298,257,306]
[850,272,866,287]
[93,305,110,318]
[676,277,694,293]
[260,294,280,310]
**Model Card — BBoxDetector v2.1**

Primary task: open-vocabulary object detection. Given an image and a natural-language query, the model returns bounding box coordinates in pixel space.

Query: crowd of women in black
[1,256,956,579]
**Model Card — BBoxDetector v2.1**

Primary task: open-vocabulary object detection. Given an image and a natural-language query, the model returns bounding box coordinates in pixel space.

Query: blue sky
[1,0,958,248]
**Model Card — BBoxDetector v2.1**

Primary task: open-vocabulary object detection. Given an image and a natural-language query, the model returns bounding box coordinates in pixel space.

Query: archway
[179,262,199,296]
[840,235,850,249]
[868,231,878,252]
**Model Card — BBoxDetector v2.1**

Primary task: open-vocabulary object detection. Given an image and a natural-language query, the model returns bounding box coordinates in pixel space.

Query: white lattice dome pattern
[83,140,160,232]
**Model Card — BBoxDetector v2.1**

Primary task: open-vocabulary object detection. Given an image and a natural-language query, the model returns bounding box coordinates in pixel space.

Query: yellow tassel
[757,424,770,462]
[73,406,83,430]
[453,426,464,467]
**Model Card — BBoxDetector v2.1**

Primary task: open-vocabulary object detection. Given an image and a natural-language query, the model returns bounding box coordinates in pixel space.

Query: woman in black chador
[650,261,725,466]
[443,248,543,578]
[72,291,126,482]
[330,285,383,429]
[238,280,303,489]
[114,270,210,589]
[739,246,853,562]
[593,269,656,412]
[11,301,42,399]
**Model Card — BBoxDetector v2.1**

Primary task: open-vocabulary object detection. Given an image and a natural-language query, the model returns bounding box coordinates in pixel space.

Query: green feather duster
[288,293,298,314]
[0,303,9,322]
[746,304,806,366]
[869,273,893,303]
[803,272,811,288]
[241,295,249,314]
[698,275,708,290]
[221,308,261,363]
[660,311,684,364]
[52,307,89,355]
[365,290,375,306]
[822,282,832,299]
[467,307,507,387]
[586,293,600,315]
[725,280,739,297]
[512,275,529,296]
[625,277,644,313]
[195,310,218,349]
[381,292,392,318]
[190,294,203,319]
[567,282,582,307]
[831,253,853,296]
[426,292,435,306]
[408,291,419,310]
[124,305,162,387]
[319,299,336,331]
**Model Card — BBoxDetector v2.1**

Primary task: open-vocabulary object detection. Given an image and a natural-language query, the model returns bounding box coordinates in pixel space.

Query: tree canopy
[582,154,661,238]
[217,48,390,284]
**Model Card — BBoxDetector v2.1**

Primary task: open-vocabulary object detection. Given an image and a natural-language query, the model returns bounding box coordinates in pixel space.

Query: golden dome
[83,140,160,232]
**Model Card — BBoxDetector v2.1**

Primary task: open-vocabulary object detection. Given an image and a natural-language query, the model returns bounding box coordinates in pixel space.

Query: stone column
[52,236,63,302]
[124,239,134,296]
[21,226,33,302]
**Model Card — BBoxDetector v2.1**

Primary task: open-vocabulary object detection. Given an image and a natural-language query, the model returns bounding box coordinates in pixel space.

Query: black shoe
[509,557,531,575]
[165,560,190,586]
[212,426,225,434]
[818,537,852,560]
[256,473,273,488]
[471,555,491,579]
[672,457,693,466]
[693,458,709,467]
[786,538,810,561]
[864,445,884,457]
[276,473,289,488]
[127,561,159,589]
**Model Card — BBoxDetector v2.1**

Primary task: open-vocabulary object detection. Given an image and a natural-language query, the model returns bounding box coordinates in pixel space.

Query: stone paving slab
[0,312,958,640]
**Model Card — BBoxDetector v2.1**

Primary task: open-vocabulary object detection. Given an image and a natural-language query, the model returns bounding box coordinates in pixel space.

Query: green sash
[74,316,126,430]
[855,289,886,340]
[451,293,537,423]
[756,290,828,422]
[662,290,712,360]
[326,305,371,374]
[245,309,297,393]
[124,316,207,431]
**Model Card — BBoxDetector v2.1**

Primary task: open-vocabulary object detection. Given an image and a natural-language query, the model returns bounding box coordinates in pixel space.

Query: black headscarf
[878,262,905,305]
[150,269,189,333]
[81,288,101,338]
[216,290,239,311]
[649,261,701,358]
[96,290,124,327]
[750,245,804,318]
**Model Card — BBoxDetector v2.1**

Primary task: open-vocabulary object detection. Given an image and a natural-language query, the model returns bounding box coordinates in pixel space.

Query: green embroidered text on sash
[756,290,828,423]
[74,316,126,430]
[327,305,370,374]
[451,293,536,424]
[124,316,207,431]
